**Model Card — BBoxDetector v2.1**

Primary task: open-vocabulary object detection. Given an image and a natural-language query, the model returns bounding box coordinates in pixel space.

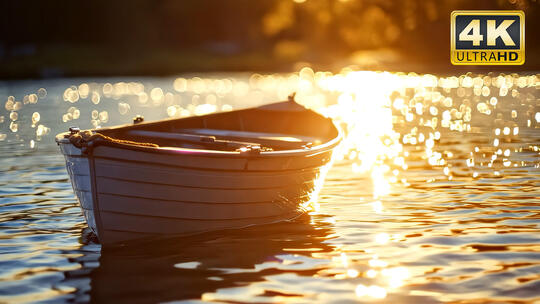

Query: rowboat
[56,97,342,246]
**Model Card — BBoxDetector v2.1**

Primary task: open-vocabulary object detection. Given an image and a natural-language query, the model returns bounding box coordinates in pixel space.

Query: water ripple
[0,72,539,303]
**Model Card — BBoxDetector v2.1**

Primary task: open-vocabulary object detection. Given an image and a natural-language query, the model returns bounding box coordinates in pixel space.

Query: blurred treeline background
[0,0,538,79]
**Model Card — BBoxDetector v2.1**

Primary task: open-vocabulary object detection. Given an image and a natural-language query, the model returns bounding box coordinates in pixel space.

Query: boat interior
[96,103,339,152]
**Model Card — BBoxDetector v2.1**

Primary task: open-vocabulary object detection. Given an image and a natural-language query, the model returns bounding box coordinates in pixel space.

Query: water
[0,71,539,303]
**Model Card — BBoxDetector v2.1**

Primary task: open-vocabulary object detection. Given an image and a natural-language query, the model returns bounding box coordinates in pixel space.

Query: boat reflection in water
[62,214,334,303]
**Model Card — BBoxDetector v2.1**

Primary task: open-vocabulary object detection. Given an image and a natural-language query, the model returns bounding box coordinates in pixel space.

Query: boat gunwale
[56,128,342,158]
[55,101,343,158]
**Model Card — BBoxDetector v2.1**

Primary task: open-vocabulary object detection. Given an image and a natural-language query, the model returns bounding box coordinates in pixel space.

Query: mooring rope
[68,131,159,149]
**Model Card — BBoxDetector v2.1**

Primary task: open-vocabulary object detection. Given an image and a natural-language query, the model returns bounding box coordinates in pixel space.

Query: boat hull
[59,141,333,245]
[58,100,341,245]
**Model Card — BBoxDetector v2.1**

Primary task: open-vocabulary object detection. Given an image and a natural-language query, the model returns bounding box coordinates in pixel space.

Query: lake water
[0,71,539,303]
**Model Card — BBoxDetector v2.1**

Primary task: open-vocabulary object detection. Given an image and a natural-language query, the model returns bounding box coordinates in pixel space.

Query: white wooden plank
[99,210,303,235]
[95,177,312,204]
[97,193,300,220]
[94,158,320,189]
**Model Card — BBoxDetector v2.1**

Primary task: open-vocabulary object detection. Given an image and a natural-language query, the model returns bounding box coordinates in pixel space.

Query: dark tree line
[0,0,538,78]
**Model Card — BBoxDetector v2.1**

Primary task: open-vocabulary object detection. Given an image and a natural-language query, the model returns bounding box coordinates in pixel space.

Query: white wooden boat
[56,98,341,246]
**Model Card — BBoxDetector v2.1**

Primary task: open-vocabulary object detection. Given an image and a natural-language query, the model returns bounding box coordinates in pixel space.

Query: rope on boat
[66,128,272,155]
[67,130,158,151]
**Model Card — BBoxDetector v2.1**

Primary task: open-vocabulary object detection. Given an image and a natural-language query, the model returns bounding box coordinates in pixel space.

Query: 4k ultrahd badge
[451,10,525,65]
